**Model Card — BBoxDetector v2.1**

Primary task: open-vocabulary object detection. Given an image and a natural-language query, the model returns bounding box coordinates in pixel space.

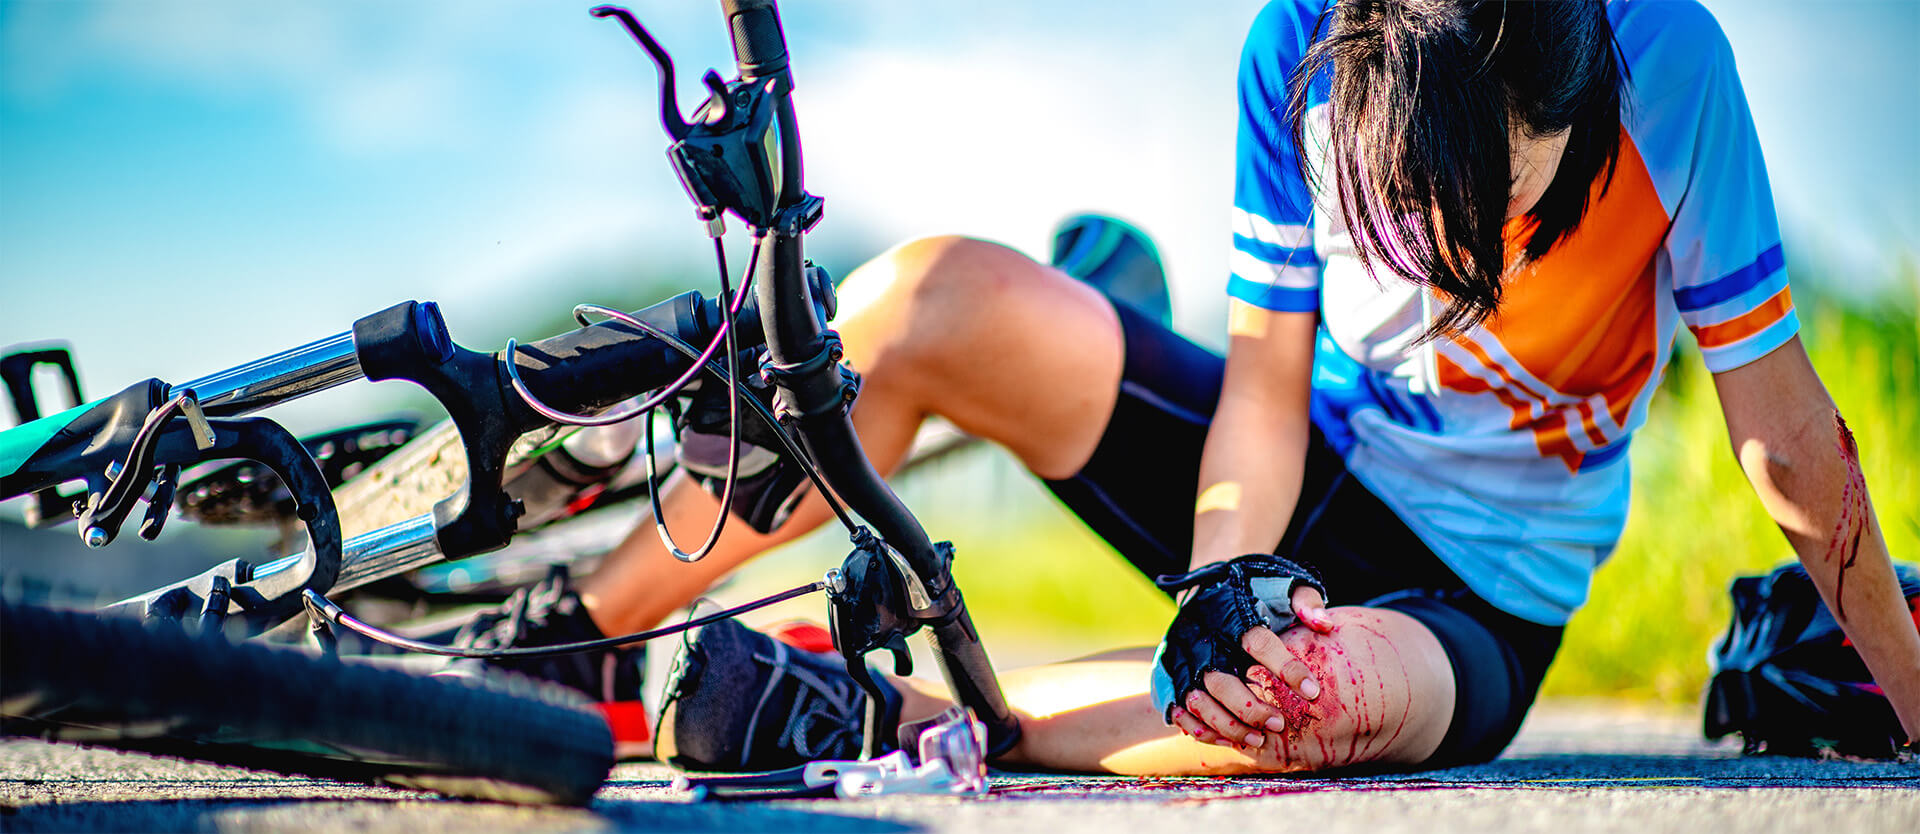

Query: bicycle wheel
[0,599,614,805]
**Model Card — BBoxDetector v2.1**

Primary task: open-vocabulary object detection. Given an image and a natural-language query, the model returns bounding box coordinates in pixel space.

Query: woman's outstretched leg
[662,604,1458,774]
[887,606,1456,774]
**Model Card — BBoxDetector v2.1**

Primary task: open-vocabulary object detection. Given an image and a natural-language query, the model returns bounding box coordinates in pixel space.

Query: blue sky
[2,0,1916,434]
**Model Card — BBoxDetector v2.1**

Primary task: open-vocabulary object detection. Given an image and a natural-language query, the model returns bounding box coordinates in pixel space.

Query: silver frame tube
[254,513,443,593]
[172,331,362,415]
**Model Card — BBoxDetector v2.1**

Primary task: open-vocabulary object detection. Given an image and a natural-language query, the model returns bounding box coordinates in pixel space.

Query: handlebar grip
[509,290,749,419]
[719,0,789,79]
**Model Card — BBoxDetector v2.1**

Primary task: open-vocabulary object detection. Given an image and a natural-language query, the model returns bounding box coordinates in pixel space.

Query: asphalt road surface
[2,701,1912,833]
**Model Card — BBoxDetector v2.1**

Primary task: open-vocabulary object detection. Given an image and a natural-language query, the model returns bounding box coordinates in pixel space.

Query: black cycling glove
[1148,553,1327,723]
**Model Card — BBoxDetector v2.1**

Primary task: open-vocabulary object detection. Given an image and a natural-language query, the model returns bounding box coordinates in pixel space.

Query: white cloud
[798,32,1243,342]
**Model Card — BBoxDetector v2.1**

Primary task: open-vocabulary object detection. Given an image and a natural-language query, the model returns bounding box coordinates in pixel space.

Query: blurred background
[1,1,1915,706]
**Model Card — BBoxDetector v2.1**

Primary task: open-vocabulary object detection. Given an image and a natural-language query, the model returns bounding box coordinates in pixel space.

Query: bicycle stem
[754,226,1022,758]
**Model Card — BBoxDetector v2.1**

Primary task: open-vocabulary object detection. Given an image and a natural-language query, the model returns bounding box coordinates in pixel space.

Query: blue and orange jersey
[1229,0,1797,625]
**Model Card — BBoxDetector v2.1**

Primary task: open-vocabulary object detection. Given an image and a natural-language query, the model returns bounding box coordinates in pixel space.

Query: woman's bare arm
[1188,300,1319,572]
[1712,335,1920,741]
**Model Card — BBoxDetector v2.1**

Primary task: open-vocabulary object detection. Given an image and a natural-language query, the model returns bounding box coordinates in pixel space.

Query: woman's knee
[882,235,1031,294]
[1240,606,1457,772]
[832,233,1122,475]
[858,236,1042,329]
[837,235,1084,375]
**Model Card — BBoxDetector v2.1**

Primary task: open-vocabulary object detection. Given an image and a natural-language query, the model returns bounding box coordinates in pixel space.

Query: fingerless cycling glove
[1148,553,1326,723]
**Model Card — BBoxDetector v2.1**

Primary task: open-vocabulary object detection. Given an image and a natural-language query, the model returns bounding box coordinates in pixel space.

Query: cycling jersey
[1228,0,1797,625]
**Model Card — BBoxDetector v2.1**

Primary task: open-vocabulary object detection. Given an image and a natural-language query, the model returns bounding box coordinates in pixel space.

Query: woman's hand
[1167,583,1335,748]
[1151,556,1332,747]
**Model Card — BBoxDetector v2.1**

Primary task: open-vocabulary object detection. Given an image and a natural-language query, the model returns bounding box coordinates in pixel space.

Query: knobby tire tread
[0,599,613,804]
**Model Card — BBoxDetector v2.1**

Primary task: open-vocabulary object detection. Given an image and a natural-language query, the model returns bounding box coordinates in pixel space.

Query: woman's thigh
[829,235,1127,480]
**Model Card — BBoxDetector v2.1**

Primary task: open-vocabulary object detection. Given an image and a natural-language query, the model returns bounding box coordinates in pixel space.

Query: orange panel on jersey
[1439,348,1588,473]
[1475,129,1668,433]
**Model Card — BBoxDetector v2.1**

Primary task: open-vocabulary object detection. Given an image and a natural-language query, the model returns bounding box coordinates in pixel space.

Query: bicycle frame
[1,0,1019,760]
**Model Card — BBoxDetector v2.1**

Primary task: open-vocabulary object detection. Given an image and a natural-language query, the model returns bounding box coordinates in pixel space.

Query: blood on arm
[1823,411,1868,621]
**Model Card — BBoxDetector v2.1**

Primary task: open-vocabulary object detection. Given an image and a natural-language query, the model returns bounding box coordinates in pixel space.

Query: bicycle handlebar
[718,0,789,80]
[2,0,1023,760]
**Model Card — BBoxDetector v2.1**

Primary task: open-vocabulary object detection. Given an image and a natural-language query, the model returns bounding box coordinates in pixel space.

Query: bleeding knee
[1245,608,1444,771]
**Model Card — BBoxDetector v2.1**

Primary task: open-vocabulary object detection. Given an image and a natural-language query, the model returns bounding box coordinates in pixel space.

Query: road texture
[1,700,1912,833]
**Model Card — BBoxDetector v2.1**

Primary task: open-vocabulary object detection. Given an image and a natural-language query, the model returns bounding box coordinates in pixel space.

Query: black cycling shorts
[1042,301,1562,766]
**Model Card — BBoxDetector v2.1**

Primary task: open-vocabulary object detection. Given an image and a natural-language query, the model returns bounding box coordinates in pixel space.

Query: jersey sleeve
[1625,1,1798,372]
[1228,0,1322,313]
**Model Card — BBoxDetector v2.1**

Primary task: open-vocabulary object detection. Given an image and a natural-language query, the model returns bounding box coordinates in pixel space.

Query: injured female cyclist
[455,0,1920,773]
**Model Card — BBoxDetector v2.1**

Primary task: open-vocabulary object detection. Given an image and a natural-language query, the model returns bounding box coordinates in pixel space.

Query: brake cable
[574,293,861,537]
[637,236,745,563]
[501,240,756,428]
[625,321,860,537]
[301,578,824,659]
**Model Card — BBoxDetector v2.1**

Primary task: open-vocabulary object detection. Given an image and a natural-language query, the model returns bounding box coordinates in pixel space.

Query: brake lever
[593,4,784,229]
[825,531,924,758]
[590,5,691,141]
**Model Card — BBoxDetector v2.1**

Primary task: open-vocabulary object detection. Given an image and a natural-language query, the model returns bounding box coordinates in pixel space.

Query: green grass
[1539,277,1920,702]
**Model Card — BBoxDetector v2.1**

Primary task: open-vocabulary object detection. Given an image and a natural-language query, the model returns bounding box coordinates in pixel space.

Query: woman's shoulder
[1609,0,1737,96]
[1243,0,1325,64]
[1239,0,1328,105]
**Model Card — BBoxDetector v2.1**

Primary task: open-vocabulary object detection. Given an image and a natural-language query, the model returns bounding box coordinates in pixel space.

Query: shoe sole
[596,700,654,761]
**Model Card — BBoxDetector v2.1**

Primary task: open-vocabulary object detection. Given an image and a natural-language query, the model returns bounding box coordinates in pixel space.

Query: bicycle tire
[0,598,614,805]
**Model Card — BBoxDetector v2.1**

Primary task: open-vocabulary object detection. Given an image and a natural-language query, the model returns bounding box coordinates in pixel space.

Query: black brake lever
[593,3,784,228]
[591,5,691,141]
[827,529,927,759]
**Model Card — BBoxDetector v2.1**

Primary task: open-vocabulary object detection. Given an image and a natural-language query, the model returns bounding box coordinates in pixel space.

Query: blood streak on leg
[1343,621,1415,764]
[1237,614,1424,772]
[1825,412,1868,620]
[1347,636,1371,763]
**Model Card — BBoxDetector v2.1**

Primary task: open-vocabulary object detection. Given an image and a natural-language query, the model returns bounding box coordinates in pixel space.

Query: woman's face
[1507,127,1571,219]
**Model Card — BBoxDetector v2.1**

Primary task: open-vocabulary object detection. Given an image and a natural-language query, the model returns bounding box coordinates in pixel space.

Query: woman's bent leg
[582,236,1127,634]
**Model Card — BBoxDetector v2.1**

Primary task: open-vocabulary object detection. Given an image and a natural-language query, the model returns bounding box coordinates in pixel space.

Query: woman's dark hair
[1287,0,1624,339]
